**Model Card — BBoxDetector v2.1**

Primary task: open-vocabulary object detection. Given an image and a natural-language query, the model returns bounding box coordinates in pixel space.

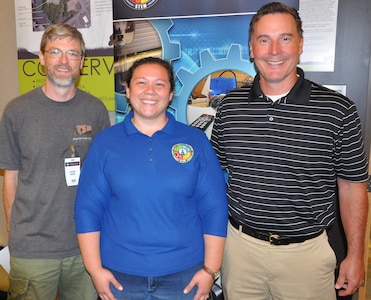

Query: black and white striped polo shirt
[210,68,368,238]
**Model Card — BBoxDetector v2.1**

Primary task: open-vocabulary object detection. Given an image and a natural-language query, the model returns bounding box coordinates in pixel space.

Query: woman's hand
[90,267,123,300]
[183,268,215,300]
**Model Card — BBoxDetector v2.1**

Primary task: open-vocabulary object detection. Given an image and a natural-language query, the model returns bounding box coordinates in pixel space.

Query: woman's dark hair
[248,2,303,44]
[125,57,175,92]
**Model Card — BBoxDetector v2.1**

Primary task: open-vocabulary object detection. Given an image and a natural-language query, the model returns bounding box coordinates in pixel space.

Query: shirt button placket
[149,138,153,162]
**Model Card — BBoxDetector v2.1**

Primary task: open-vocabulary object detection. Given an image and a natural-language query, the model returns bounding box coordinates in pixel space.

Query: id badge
[64,157,81,186]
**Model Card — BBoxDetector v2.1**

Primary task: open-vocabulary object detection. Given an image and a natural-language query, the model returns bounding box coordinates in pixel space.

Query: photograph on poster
[16,0,112,54]
[32,0,92,31]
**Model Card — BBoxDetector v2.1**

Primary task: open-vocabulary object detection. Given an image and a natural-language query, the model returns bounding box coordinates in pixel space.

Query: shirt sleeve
[334,103,368,182]
[74,135,111,233]
[194,134,228,237]
[0,104,21,170]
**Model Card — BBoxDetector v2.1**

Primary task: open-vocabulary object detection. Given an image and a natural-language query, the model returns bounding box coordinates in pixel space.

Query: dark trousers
[327,191,353,300]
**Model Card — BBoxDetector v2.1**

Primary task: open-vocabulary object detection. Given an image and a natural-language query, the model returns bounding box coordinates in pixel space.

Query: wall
[0,2,18,246]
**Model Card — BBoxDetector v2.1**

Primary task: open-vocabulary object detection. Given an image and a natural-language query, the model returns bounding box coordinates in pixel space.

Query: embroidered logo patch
[171,143,194,163]
[74,125,92,135]
[123,0,158,10]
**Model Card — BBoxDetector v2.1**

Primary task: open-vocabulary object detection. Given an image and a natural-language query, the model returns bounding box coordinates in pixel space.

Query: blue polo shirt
[75,112,228,276]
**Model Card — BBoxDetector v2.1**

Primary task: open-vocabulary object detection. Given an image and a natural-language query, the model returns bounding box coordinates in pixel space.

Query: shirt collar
[248,67,311,104]
[123,111,176,136]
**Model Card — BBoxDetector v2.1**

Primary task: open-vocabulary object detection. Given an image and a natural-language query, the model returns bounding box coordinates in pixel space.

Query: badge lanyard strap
[70,145,76,158]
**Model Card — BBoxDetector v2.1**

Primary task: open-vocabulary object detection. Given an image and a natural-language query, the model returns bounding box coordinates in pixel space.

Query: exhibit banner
[14,0,115,111]
[112,0,299,125]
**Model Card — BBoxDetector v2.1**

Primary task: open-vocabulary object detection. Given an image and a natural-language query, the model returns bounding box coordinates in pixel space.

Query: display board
[14,0,115,110]
[112,0,298,124]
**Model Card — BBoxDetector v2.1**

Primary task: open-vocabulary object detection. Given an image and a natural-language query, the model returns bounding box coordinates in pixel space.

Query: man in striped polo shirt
[210,2,369,300]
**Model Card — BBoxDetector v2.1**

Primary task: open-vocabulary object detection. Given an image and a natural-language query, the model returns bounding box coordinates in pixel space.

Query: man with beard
[0,23,110,299]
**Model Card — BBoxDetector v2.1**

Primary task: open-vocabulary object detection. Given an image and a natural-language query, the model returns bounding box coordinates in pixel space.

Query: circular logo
[171,143,194,163]
[123,0,158,10]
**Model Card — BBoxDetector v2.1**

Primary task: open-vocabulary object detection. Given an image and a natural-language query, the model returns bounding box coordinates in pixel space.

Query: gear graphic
[173,44,255,124]
[150,19,181,63]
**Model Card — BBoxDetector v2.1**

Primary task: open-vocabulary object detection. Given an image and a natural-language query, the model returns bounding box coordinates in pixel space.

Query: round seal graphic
[172,143,194,163]
[123,0,158,10]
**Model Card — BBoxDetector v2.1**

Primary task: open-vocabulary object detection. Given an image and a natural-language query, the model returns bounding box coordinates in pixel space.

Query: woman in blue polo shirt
[74,56,228,300]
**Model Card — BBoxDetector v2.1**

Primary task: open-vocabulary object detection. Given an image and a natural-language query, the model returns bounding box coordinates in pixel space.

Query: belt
[228,216,323,246]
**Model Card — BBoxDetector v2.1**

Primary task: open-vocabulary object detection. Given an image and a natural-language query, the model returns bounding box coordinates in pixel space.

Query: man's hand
[335,254,365,296]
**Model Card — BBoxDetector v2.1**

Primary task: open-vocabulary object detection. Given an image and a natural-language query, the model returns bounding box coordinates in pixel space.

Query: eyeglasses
[44,48,82,60]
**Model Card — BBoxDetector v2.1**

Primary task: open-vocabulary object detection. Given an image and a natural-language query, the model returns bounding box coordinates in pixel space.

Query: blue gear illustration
[173,44,256,124]
[150,19,181,63]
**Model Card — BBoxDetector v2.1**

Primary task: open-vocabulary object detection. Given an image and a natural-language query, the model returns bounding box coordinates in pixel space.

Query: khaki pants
[221,223,337,300]
[8,255,97,300]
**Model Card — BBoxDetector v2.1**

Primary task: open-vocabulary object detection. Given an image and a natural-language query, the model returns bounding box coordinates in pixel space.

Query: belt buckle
[269,233,280,245]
